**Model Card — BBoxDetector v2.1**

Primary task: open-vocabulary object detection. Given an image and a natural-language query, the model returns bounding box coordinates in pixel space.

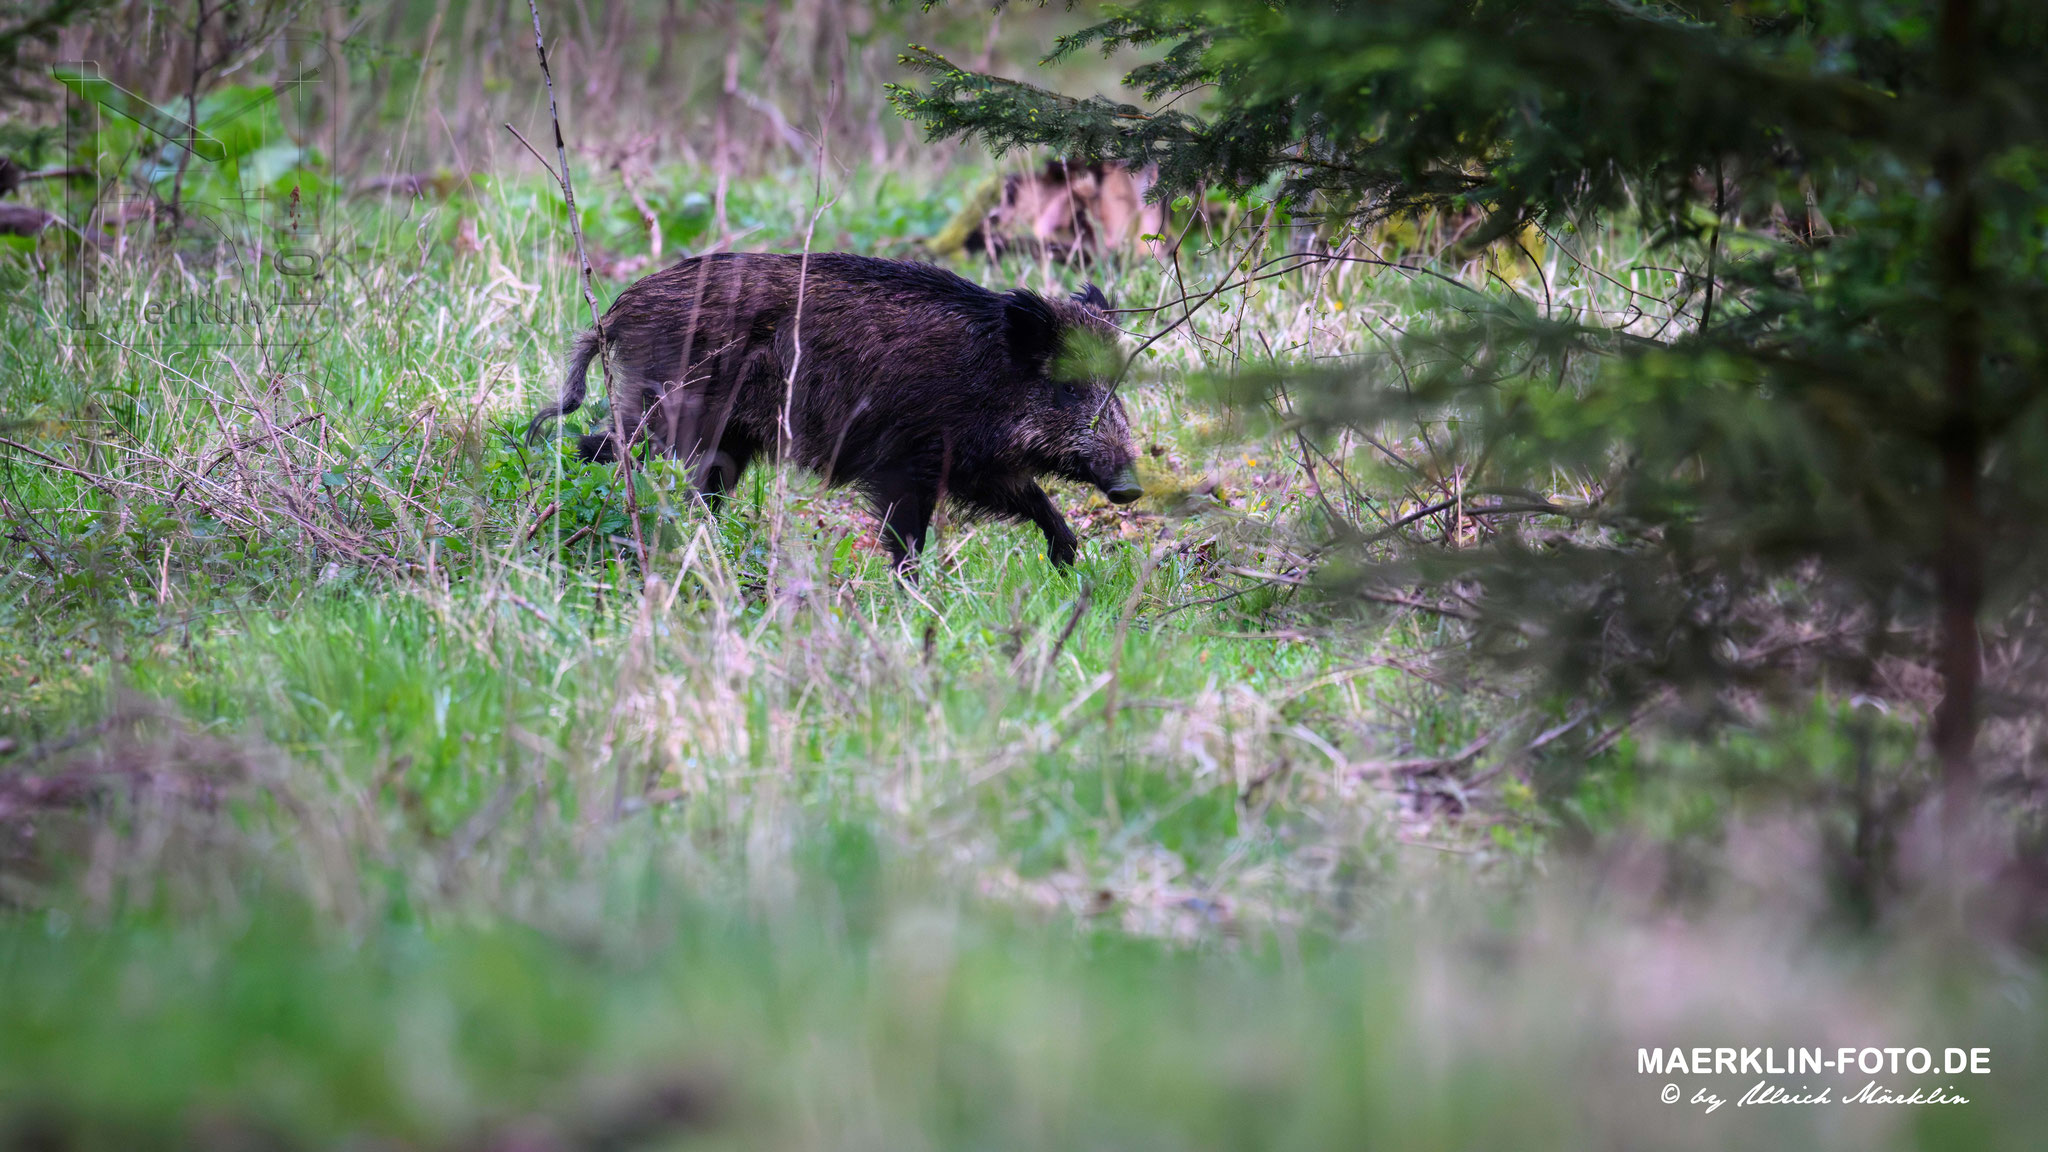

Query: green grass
[0,158,1500,919]
[2,161,2043,1150]
[4,864,2043,1151]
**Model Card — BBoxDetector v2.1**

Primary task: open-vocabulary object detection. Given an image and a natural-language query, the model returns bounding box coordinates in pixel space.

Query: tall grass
[2,159,1524,928]
[3,11,2043,1142]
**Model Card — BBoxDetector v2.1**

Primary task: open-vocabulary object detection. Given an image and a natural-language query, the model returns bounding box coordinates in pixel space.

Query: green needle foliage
[895,1,2048,784]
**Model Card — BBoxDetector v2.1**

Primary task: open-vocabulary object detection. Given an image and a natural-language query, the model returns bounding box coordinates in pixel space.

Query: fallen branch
[1356,705,1610,784]
[1586,692,1671,758]
[1365,497,1571,543]
[1350,729,1498,778]
[0,203,56,236]
[525,500,560,541]
[0,436,214,514]
[1358,589,1478,620]
[1464,709,1594,787]
[1221,564,1307,585]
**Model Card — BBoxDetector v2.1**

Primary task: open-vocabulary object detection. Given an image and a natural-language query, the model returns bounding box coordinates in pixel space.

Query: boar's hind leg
[575,370,660,464]
[692,434,759,506]
[864,468,938,575]
[962,479,1079,568]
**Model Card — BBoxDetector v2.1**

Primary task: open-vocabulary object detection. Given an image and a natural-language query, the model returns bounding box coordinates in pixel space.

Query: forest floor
[0,162,2040,1151]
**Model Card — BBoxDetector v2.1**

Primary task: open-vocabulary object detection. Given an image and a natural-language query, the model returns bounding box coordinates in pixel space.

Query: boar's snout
[1104,470,1143,504]
[1079,392,1142,505]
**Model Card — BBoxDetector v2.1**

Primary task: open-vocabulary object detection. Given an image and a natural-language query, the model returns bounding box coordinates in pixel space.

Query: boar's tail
[524,328,603,444]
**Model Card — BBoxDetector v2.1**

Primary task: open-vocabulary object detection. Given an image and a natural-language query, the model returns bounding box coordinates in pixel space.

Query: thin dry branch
[1350,729,1498,778]
[518,0,645,570]
[1358,589,1478,621]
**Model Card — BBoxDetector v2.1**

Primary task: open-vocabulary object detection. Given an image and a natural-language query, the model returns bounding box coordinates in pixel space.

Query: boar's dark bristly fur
[526,253,1142,571]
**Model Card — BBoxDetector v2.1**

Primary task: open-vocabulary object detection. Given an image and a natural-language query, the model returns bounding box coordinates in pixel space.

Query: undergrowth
[1,161,2039,1150]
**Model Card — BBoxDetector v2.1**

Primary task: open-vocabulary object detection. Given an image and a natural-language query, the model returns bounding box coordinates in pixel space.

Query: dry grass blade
[518,1,646,571]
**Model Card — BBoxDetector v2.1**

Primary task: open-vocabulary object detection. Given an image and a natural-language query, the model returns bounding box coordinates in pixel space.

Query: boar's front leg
[692,433,759,508]
[865,466,938,575]
[964,478,1079,568]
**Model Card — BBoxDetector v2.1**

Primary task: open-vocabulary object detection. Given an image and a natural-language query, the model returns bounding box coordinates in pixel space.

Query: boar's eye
[1059,382,1081,401]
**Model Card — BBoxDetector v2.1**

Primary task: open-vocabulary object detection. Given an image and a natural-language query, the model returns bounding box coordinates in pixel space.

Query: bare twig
[1358,589,1478,621]
[1221,565,1306,585]
[612,152,664,265]
[1350,729,1498,778]
[1363,497,1571,544]
[1033,584,1093,695]
[178,412,326,492]
[501,123,563,185]
[525,501,560,541]
[518,1,645,571]
[0,436,71,469]
[0,437,200,510]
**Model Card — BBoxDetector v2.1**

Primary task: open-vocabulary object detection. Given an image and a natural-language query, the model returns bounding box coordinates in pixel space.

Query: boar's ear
[1003,289,1063,374]
[1072,283,1110,314]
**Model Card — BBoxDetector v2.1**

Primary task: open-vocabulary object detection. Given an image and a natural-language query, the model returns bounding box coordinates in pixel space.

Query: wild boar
[525,253,1143,571]
[962,159,1166,261]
